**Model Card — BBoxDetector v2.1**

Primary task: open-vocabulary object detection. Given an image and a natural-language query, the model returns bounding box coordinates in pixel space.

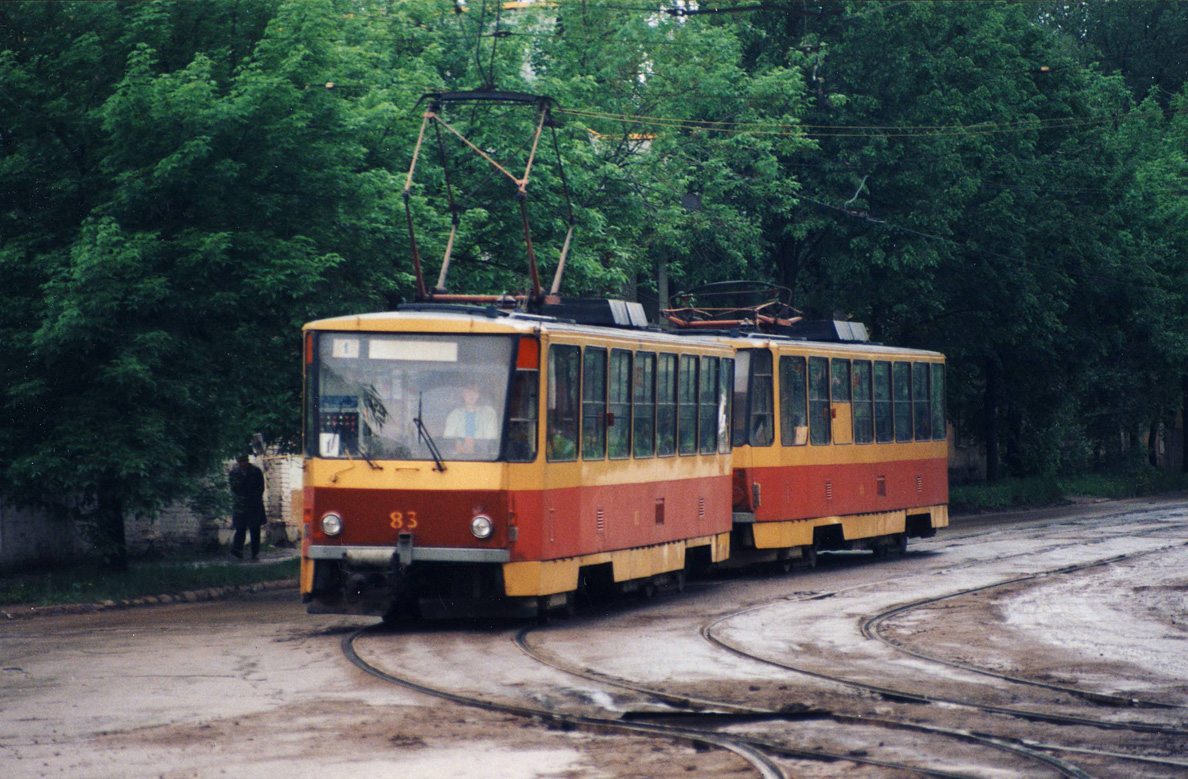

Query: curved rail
[342,627,786,779]
[514,627,1093,779]
[860,545,1188,711]
[703,542,1188,739]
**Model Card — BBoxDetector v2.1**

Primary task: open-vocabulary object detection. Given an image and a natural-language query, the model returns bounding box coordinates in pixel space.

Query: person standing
[229,454,266,560]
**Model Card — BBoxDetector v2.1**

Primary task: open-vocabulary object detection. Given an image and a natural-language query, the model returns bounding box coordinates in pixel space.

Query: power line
[557,103,1185,139]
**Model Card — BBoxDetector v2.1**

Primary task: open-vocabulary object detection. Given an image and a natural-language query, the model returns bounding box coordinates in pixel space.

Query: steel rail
[513,626,1083,779]
[703,540,1188,739]
[860,544,1188,711]
[342,627,787,779]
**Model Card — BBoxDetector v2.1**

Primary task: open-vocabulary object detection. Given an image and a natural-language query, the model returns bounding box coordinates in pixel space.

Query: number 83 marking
[390,511,418,530]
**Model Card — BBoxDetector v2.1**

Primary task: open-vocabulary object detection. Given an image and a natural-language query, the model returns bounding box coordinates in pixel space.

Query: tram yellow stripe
[502,533,729,597]
[749,504,948,549]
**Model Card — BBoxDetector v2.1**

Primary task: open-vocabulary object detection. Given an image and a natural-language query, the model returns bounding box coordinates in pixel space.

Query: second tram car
[726,329,948,568]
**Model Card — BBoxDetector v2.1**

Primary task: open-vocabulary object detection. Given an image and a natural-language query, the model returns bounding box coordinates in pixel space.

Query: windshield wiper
[414,393,446,472]
[342,444,382,471]
[360,446,382,471]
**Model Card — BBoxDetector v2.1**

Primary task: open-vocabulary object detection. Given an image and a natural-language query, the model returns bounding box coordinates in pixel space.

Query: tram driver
[444,382,499,455]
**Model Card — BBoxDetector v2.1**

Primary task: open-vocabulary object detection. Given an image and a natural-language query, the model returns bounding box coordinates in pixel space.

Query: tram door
[831,358,853,445]
[541,342,582,556]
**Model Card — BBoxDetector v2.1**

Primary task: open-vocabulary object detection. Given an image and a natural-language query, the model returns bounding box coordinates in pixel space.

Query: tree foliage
[2,0,1186,566]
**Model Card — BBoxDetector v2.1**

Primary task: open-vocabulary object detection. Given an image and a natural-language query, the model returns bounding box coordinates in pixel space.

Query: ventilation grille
[825,481,834,501]
[698,497,705,519]
[596,508,605,533]
[915,475,924,494]
[877,476,886,497]
[655,499,665,526]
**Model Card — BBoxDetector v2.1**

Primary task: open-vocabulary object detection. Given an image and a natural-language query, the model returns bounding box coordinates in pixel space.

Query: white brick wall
[0,503,85,569]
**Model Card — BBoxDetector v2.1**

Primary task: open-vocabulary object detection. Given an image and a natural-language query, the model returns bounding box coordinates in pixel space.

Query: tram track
[513,626,1095,778]
[510,519,1188,775]
[343,509,1187,778]
[342,626,787,779]
[860,547,1188,712]
[704,539,1188,738]
[346,621,1087,779]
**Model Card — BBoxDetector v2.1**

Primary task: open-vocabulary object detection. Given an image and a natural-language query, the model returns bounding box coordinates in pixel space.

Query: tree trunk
[657,254,669,325]
[1148,416,1160,468]
[96,481,129,572]
[1182,374,1188,474]
[984,358,999,483]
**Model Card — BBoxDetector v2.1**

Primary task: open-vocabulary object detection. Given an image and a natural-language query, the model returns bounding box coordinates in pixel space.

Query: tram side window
[506,339,539,462]
[931,363,946,441]
[874,361,893,443]
[582,348,607,460]
[678,355,699,455]
[633,351,656,458]
[608,350,632,460]
[913,362,932,441]
[853,360,874,444]
[719,358,734,454]
[809,356,831,445]
[657,353,678,456]
[779,355,808,446]
[699,356,720,454]
[731,351,752,446]
[750,350,774,446]
[893,362,913,442]
[546,345,580,461]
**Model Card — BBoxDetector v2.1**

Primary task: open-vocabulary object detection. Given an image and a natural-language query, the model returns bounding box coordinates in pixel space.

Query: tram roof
[304,304,943,358]
[303,305,730,348]
[722,332,945,359]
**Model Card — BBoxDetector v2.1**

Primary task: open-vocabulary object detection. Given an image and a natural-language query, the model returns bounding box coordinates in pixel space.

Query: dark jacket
[229,461,267,528]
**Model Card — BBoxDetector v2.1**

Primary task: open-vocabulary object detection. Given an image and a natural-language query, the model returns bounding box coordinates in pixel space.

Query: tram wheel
[803,546,818,569]
[536,596,553,624]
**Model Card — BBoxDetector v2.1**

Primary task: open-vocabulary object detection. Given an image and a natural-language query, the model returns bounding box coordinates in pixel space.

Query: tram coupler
[396,532,414,566]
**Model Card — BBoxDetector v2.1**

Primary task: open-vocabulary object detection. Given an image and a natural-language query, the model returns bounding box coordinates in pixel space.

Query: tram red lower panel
[737,457,948,521]
[516,475,733,562]
[305,474,733,565]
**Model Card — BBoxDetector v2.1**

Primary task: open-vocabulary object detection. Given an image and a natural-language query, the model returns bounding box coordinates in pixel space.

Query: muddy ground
[2,494,1186,778]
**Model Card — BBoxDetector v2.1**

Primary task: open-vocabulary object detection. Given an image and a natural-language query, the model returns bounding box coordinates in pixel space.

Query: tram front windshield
[309,333,514,462]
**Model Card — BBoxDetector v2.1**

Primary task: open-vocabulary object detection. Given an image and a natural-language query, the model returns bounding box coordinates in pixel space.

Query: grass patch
[950,477,1064,512]
[951,469,1188,513]
[0,555,298,606]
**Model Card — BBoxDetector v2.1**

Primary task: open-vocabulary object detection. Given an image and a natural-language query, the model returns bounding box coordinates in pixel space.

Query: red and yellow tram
[299,301,948,620]
[300,302,735,619]
[725,330,948,568]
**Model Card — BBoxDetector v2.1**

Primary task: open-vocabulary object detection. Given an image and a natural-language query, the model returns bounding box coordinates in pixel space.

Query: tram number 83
[390,511,419,531]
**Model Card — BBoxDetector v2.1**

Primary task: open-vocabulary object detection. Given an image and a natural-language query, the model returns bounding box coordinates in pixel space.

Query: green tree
[1039,0,1188,103]
[738,2,1144,478]
[0,0,435,567]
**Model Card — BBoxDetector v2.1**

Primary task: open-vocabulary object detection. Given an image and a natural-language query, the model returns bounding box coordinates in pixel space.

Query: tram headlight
[470,514,494,540]
[321,512,344,537]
